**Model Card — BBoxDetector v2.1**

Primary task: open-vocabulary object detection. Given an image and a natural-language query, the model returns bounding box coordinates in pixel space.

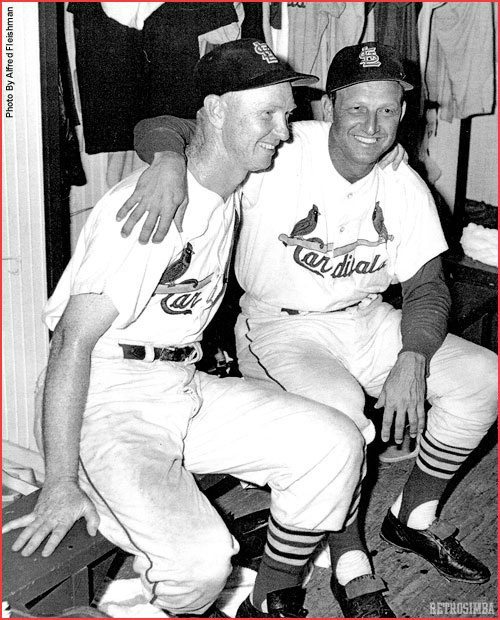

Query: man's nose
[362,110,378,135]
[274,116,290,141]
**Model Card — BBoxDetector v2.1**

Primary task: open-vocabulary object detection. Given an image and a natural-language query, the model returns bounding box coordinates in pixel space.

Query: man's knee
[327,385,366,419]
[455,346,497,416]
[433,341,497,402]
[270,411,365,531]
[428,345,498,446]
[470,347,498,393]
[291,409,365,474]
[181,547,233,610]
[329,414,366,465]
[150,526,236,615]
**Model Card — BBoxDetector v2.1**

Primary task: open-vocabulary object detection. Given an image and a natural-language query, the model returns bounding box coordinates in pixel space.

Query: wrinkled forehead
[226,81,295,110]
[335,80,404,104]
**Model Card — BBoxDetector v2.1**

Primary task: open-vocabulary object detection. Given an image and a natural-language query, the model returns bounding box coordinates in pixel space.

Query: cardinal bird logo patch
[372,201,393,242]
[159,242,194,284]
[153,242,213,315]
[279,205,323,250]
[289,205,320,238]
[278,201,393,279]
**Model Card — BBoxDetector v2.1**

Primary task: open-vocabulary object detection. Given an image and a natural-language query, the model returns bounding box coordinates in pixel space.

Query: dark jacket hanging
[68,2,238,154]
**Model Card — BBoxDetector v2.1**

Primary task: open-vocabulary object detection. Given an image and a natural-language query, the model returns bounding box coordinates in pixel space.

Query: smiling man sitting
[116,41,498,618]
[3,40,381,618]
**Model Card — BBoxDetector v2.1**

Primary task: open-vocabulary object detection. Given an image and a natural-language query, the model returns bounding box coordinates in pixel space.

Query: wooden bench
[2,489,123,616]
[2,475,268,616]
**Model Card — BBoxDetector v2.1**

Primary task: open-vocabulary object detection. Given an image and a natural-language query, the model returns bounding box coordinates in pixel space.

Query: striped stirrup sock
[328,516,372,586]
[251,514,325,611]
[396,430,473,528]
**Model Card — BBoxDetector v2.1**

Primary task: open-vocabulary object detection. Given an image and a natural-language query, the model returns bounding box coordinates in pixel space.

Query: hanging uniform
[286,2,366,90]
[423,2,495,121]
[68,2,240,153]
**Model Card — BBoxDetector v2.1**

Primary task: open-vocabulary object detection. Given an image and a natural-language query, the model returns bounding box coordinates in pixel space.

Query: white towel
[98,567,257,618]
[460,223,498,268]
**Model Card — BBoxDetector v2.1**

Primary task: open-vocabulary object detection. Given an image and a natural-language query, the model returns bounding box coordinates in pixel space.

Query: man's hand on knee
[2,480,99,557]
[375,351,426,443]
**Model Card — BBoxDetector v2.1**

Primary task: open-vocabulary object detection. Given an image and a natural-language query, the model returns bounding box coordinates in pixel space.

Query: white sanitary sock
[335,550,372,586]
[391,495,438,530]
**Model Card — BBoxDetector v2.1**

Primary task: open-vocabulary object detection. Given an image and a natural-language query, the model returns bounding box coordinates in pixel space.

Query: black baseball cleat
[331,574,396,618]
[168,603,229,617]
[380,509,490,584]
[235,586,308,618]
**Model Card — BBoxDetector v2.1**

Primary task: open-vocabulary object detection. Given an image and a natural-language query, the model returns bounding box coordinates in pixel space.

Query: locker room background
[2,0,497,525]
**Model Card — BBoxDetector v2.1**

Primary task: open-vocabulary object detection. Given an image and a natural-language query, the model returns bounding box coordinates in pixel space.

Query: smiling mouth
[258,142,276,151]
[354,136,380,145]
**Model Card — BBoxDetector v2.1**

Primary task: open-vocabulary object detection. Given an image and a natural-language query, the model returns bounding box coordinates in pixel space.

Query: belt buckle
[156,346,191,362]
[156,347,176,362]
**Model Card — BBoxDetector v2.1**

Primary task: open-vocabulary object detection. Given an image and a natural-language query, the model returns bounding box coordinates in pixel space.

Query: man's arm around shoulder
[116,116,197,243]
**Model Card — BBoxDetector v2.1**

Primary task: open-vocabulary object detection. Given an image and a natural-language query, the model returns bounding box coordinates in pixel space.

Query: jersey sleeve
[134,116,197,164]
[44,172,177,331]
[389,165,449,283]
[400,256,451,369]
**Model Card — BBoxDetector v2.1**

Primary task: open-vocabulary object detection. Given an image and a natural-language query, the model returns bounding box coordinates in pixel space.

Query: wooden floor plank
[305,429,498,618]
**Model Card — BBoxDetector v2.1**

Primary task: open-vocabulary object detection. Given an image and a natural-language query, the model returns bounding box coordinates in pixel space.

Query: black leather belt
[119,343,195,362]
[281,301,360,315]
[281,307,300,315]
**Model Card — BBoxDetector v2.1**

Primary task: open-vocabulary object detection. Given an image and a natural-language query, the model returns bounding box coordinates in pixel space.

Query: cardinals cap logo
[253,41,279,64]
[358,45,381,68]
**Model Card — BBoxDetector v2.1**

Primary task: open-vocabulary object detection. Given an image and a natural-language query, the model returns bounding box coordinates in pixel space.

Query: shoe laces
[443,535,477,563]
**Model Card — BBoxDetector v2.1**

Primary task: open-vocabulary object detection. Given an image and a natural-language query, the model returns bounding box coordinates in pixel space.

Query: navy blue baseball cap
[194,38,318,100]
[326,42,414,94]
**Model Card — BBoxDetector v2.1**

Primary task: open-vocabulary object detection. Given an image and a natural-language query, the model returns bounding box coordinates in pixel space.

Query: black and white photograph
[2,2,498,618]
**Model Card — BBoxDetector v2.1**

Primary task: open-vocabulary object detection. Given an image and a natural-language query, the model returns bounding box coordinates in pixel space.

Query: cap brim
[240,71,319,92]
[329,78,414,93]
[290,74,320,87]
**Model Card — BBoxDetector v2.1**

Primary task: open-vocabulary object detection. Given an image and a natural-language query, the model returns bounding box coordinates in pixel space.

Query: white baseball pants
[235,296,498,451]
[76,348,364,615]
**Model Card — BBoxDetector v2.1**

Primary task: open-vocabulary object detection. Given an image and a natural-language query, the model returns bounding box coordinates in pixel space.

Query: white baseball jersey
[44,167,237,348]
[40,164,372,615]
[236,121,448,316]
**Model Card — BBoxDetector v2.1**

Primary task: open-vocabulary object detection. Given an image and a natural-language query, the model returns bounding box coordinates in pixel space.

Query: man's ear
[400,100,406,122]
[203,94,226,129]
[321,94,333,122]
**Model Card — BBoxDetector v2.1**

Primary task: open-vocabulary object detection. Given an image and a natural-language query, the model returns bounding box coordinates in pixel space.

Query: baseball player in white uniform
[3,41,378,619]
[117,42,498,618]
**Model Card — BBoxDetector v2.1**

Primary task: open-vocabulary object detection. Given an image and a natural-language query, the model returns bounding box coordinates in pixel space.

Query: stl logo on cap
[253,41,278,64]
[359,45,381,68]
